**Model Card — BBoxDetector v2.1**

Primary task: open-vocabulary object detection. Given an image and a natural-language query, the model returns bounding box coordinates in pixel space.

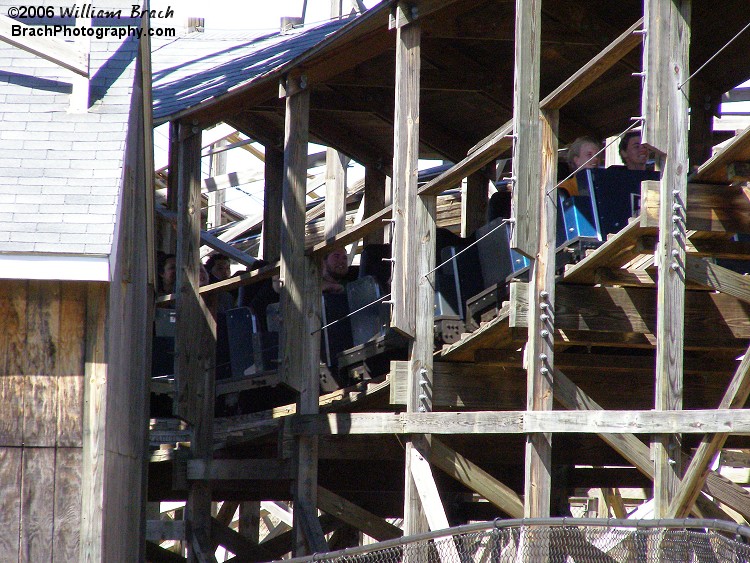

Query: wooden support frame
[363,165,387,245]
[461,170,489,237]
[646,0,691,517]
[389,1,421,338]
[317,486,402,541]
[279,71,326,556]
[509,0,541,257]
[667,344,750,517]
[324,148,348,238]
[262,146,284,263]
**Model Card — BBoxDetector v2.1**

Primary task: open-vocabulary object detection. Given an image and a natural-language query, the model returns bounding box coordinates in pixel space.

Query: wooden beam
[509,0,541,257]
[316,486,402,541]
[0,14,88,77]
[511,282,750,350]
[523,107,559,519]
[290,409,750,435]
[363,166,387,245]
[640,181,750,234]
[187,459,290,481]
[685,255,750,303]
[173,121,217,561]
[667,345,750,517]
[430,437,524,518]
[461,171,489,237]
[649,0,691,518]
[692,124,750,184]
[552,369,744,520]
[409,444,452,534]
[279,74,325,556]
[263,146,284,263]
[390,2,421,337]
[542,18,644,110]
[324,149,348,238]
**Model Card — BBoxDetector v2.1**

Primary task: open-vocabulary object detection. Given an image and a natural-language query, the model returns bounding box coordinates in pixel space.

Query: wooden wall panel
[0,448,21,559]
[20,448,55,562]
[0,377,23,446]
[0,280,27,376]
[22,281,61,447]
[57,284,86,448]
[53,448,81,562]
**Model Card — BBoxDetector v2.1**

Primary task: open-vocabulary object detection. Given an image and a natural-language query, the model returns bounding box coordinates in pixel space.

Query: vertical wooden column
[278,72,326,555]
[510,0,541,258]
[173,122,217,560]
[163,120,180,252]
[688,82,717,169]
[324,149,348,238]
[389,2,421,338]
[523,110,558,520]
[643,0,691,518]
[363,165,387,245]
[207,139,227,230]
[461,171,489,237]
[263,146,284,263]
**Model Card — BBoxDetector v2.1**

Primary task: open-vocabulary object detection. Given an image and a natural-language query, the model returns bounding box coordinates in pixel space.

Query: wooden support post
[363,165,387,245]
[324,148,348,238]
[688,82,719,169]
[461,170,489,237]
[262,146,284,263]
[644,0,691,518]
[174,121,217,561]
[279,71,326,556]
[510,0,541,257]
[207,140,227,231]
[164,120,180,252]
[390,2,421,338]
[238,502,261,543]
[523,108,558,519]
[667,344,750,517]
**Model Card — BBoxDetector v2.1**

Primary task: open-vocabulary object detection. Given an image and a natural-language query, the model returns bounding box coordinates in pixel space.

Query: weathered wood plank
[263,146,284,263]
[53,448,82,562]
[291,409,750,435]
[0,448,21,559]
[57,283,85,448]
[430,437,524,518]
[693,124,750,184]
[0,280,26,377]
[363,166,387,245]
[23,281,60,448]
[511,282,750,349]
[317,486,402,541]
[461,171,489,237]
[554,370,746,519]
[641,181,750,234]
[187,459,290,481]
[390,3,421,337]
[562,220,655,284]
[667,344,750,517]
[542,18,644,110]
[20,448,55,562]
[510,0,541,257]
[80,283,107,562]
[324,148,348,238]
[685,255,750,303]
[651,0,691,517]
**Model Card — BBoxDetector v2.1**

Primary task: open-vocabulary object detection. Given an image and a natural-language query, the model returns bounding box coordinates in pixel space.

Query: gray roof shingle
[0,14,138,259]
[151,18,352,122]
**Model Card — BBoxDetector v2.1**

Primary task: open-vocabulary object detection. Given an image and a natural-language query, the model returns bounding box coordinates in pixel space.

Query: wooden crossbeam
[290,409,750,435]
[667,345,750,517]
[511,282,750,350]
[641,181,750,234]
[317,486,402,541]
[685,256,750,304]
[553,369,748,520]
[187,459,290,481]
[430,437,524,518]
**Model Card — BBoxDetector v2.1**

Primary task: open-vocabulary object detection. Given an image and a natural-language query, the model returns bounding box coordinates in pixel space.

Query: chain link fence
[286,518,750,563]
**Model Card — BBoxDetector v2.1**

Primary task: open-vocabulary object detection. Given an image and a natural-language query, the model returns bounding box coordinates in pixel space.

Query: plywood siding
[0,280,91,562]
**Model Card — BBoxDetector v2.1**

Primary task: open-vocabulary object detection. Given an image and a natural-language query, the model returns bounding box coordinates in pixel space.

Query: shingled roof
[0,28,138,265]
[151,18,353,123]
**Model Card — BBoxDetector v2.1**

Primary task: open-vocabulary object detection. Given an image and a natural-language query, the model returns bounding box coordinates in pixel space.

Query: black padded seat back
[358,243,392,291]
[346,276,387,346]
